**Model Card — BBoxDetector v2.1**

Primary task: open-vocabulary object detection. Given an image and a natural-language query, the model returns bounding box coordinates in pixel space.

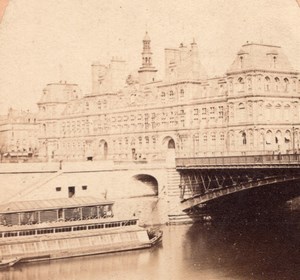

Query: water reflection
[1,210,299,280]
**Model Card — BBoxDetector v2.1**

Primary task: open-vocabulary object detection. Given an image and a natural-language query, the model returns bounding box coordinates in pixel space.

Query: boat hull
[0,227,162,265]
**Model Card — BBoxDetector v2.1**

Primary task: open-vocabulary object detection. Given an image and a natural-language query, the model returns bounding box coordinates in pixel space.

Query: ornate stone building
[37,33,300,161]
[0,108,38,161]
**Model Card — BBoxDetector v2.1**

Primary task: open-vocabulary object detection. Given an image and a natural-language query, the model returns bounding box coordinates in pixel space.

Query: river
[0,206,299,280]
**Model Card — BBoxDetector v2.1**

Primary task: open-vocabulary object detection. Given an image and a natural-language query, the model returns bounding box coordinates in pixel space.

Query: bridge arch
[131,174,159,195]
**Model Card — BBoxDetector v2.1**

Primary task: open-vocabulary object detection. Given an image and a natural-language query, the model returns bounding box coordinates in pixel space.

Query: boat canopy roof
[0,197,114,214]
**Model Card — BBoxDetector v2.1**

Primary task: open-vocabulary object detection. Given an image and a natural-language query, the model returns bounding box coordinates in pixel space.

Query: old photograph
[0,0,300,279]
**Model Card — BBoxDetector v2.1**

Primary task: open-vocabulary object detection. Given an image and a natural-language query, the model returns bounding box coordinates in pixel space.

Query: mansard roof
[38,82,81,104]
[227,43,298,75]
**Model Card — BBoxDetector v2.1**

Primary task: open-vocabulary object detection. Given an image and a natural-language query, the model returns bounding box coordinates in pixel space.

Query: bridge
[176,154,300,213]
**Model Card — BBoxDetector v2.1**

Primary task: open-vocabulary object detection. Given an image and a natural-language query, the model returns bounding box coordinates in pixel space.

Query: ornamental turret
[138,32,157,85]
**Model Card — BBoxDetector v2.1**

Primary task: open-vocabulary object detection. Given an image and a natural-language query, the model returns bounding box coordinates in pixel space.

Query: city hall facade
[37,33,300,161]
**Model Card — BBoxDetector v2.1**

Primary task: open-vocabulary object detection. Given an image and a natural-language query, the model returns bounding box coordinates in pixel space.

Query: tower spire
[142,31,152,67]
[138,31,157,85]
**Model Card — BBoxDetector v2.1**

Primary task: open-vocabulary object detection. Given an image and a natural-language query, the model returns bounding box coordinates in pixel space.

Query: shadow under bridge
[177,155,300,212]
[131,174,159,196]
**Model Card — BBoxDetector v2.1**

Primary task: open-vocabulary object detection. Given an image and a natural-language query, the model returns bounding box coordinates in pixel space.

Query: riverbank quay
[0,160,197,225]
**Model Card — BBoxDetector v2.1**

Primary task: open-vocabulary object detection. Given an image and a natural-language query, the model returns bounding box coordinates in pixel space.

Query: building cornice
[226,69,299,76]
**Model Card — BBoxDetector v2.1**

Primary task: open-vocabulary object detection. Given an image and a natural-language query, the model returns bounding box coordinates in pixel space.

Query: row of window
[0,220,137,238]
[233,76,296,93]
[49,106,225,137]
[160,89,185,101]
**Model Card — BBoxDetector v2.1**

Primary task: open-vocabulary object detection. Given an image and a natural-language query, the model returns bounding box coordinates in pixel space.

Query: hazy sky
[0,0,300,112]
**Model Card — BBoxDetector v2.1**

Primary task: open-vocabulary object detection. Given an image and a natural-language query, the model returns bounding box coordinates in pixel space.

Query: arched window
[240,56,244,68]
[238,103,245,109]
[284,78,289,92]
[241,131,247,145]
[275,77,280,91]
[259,132,264,150]
[265,77,270,91]
[284,104,290,120]
[275,104,281,119]
[237,77,244,92]
[266,103,272,120]
[266,130,272,145]
[273,56,277,68]
[238,103,246,122]
[275,130,282,145]
[168,139,175,149]
[284,130,291,145]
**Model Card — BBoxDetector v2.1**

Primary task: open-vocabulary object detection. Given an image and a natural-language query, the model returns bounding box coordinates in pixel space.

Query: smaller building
[0,108,39,162]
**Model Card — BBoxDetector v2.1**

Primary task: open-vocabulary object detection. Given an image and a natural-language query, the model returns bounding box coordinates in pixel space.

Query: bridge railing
[176,153,300,167]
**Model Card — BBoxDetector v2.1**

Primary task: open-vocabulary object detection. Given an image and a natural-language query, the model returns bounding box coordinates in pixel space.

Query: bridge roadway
[176,154,300,212]
[176,153,300,169]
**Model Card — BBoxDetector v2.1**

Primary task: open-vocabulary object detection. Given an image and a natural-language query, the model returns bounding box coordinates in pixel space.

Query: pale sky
[0,0,300,112]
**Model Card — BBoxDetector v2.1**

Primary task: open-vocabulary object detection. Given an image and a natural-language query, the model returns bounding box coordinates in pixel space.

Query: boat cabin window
[37,229,54,234]
[4,232,18,237]
[73,225,87,231]
[0,213,19,226]
[65,208,81,221]
[58,209,63,220]
[40,210,57,223]
[55,227,72,233]
[20,212,39,225]
[82,206,97,219]
[99,204,113,218]
[19,230,36,236]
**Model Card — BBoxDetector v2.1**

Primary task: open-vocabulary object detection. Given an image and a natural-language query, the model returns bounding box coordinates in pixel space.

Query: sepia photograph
[0,0,300,279]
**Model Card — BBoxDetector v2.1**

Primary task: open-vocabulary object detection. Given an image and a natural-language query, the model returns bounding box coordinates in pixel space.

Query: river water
[1,206,299,280]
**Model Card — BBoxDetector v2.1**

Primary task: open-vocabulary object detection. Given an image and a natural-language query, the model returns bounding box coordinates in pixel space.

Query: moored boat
[0,197,162,267]
[0,257,19,269]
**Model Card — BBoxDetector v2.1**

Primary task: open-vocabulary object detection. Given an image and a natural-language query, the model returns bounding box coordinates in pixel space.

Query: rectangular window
[193,108,199,121]
[82,185,87,190]
[56,187,61,192]
[68,186,75,198]
[219,106,224,118]
[210,107,215,119]
[202,108,207,119]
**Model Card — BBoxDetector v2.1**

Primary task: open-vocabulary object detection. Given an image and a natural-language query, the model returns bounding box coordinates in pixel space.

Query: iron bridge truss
[179,168,300,212]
